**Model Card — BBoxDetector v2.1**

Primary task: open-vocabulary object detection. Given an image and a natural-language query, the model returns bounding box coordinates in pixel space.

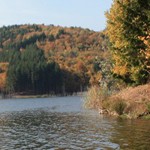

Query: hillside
[0,24,109,95]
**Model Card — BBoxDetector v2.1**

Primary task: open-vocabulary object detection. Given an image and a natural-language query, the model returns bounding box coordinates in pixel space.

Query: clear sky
[0,0,112,31]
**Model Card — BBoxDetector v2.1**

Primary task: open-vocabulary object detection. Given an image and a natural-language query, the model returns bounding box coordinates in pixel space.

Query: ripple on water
[0,108,150,149]
[0,109,120,149]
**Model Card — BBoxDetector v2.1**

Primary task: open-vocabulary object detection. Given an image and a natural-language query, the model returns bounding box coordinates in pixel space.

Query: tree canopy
[106,0,150,85]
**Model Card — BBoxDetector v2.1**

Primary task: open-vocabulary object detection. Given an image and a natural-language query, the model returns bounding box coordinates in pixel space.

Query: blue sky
[0,0,112,31]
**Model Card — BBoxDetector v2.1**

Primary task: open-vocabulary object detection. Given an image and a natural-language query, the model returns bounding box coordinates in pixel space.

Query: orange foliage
[0,72,6,90]
[76,62,87,72]
[0,63,8,91]
[0,25,109,87]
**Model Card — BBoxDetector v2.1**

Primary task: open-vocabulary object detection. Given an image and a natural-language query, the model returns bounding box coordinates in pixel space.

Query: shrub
[83,86,109,110]
[113,100,126,115]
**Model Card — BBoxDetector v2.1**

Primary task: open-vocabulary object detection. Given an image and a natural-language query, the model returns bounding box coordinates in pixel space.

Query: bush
[83,86,109,110]
[113,100,126,115]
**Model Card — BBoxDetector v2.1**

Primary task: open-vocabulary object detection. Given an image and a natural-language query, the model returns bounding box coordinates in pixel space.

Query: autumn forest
[0,25,109,96]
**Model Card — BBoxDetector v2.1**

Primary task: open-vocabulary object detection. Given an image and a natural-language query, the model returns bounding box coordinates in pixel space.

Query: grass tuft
[113,100,127,115]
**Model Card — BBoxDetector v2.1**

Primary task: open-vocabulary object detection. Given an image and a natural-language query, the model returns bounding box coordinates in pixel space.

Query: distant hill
[0,24,110,95]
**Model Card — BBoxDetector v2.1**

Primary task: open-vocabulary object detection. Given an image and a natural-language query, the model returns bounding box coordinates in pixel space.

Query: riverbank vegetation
[84,84,150,119]
[84,0,150,119]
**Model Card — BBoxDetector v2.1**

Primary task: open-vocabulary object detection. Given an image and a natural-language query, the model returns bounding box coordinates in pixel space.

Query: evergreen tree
[6,44,63,94]
[6,50,21,93]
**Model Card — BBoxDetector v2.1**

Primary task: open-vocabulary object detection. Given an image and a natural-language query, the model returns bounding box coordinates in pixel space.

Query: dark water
[0,96,150,150]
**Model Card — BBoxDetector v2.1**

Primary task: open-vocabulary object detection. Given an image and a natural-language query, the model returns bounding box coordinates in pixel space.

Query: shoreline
[84,84,150,120]
[0,92,86,100]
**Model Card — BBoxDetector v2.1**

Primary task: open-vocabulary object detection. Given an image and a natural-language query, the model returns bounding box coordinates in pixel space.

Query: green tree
[106,0,150,85]
[6,45,47,94]
[6,44,63,95]
[46,61,62,94]
[6,50,21,93]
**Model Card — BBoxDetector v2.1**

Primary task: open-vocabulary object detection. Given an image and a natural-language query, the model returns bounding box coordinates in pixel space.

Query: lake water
[0,96,150,150]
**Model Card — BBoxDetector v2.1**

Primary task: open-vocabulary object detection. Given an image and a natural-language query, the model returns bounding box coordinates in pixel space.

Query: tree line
[0,44,88,96]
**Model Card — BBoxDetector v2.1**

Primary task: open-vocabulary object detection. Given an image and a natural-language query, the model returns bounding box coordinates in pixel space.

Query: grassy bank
[84,84,150,119]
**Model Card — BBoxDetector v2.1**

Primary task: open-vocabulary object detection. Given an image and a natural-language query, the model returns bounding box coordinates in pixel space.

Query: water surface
[0,96,150,149]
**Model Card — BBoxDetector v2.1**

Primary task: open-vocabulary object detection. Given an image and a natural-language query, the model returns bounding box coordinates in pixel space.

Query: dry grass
[111,84,150,103]
[109,84,150,118]
[83,86,109,110]
[84,84,150,119]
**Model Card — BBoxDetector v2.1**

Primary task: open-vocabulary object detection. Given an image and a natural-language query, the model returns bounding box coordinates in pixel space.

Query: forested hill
[0,24,109,95]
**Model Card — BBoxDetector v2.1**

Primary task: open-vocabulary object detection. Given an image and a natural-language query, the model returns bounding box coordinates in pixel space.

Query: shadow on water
[0,97,150,149]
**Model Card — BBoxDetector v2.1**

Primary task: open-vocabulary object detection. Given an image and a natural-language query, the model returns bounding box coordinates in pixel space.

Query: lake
[0,96,150,149]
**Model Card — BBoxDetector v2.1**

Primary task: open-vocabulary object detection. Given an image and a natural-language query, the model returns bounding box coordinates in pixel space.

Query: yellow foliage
[113,65,128,76]
[106,0,149,83]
